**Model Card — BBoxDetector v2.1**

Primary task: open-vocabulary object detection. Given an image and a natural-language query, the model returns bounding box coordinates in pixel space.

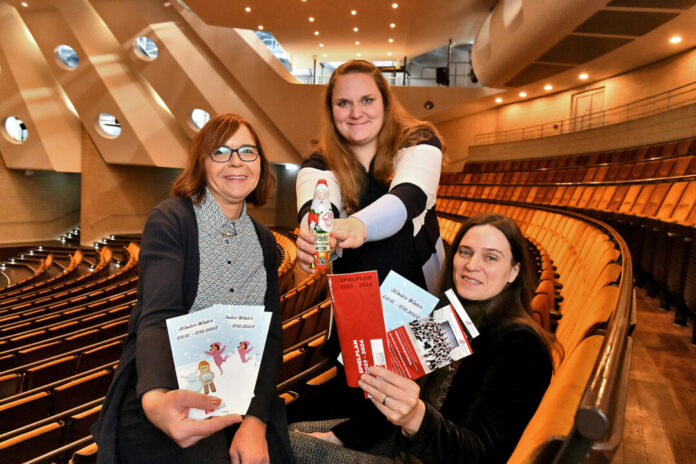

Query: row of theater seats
[439,135,696,343]
[436,199,632,463]
[0,236,142,463]
[461,137,696,173]
[273,231,298,294]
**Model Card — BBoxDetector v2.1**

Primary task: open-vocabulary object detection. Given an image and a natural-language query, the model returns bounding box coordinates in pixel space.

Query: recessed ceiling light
[245,7,251,13]
[495,97,503,103]
[387,52,392,56]
[669,35,682,44]
[21,2,28,6]
[579,72,589,80]
[390,23,396,28]
[319,43,324,47]
[314,31,319,35]
[308,17,314,22]
[353,27,359,32]
[544,84,553,91]
[258,25,264,30]
[323,53,327,57]
[355,41,360,45]
[392,3,398,8]
[357,53,361,56]
[519,91,527,97]
[351,10,357,15]
[388,38,394,43]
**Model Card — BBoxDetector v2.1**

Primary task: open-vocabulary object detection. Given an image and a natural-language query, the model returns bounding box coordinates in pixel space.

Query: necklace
[220,222,237,245]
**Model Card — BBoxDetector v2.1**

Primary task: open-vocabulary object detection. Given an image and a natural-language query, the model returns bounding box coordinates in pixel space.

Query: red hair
[172,113,275,206]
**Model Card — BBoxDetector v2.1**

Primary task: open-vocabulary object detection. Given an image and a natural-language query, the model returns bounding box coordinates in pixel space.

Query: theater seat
[0,420,65,463]
[507,335,605,464]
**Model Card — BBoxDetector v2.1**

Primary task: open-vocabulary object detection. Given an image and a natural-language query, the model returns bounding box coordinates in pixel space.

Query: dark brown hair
[172,113,275,205]
[319,60,441,215]
[443,213,563,368]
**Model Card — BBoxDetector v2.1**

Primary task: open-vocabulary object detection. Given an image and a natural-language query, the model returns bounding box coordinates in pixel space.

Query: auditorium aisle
[613,289,696,463]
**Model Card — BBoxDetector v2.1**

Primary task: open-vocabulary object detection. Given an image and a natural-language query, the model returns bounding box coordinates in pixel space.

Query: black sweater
[396,321,552,463]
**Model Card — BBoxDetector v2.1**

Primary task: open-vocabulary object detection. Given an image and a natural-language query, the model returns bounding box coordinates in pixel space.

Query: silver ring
[382,395,389,406]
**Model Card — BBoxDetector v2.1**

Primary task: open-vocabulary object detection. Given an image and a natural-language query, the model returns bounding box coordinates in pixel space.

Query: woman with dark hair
[291,59,445,454]
[92,114,292,463]
[291,214,559,463]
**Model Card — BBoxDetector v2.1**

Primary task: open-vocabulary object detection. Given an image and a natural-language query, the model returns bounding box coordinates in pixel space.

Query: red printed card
[328,271,391,387]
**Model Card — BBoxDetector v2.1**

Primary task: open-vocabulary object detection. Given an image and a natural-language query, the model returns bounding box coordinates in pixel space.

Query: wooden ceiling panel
[607,0,696,8]
[538,35,633,65]
[575,11,679,36]
[504,63,575,87]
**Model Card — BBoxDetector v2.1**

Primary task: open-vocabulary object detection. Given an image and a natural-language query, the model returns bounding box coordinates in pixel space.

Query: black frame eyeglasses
[209,145,260,163]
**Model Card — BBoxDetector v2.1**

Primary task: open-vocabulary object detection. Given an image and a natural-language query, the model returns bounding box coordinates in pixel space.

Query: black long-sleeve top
[396,321,552,463]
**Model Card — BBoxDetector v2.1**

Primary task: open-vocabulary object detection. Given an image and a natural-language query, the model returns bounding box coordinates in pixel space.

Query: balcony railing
[473,81,696,146]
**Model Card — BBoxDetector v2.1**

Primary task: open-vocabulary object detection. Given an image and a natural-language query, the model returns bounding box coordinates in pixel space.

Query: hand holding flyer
[166,304,271,419]
[328,271,478,384]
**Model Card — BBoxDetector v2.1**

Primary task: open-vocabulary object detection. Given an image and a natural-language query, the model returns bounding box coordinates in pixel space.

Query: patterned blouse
[189,188,266,311]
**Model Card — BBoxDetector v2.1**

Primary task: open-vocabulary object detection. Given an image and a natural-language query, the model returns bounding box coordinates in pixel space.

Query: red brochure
[328,271,391,387]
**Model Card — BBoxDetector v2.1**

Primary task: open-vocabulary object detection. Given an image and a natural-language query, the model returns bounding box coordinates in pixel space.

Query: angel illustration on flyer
[166,304,270,419]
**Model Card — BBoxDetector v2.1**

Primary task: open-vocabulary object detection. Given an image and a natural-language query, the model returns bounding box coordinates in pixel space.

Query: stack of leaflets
[328,270,479,384]
[166,304,271,419]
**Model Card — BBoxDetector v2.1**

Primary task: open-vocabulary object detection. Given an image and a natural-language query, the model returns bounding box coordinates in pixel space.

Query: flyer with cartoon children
[165,304,271,419]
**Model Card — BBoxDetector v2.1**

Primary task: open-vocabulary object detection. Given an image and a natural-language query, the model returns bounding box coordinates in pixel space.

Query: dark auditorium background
[0,0,695,463]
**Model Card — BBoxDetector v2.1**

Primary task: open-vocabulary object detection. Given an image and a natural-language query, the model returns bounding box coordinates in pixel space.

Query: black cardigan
[396,321,552,463]
[91,196,283,463]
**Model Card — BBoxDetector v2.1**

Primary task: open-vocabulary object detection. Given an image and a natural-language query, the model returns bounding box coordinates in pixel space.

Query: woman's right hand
[296,227,317,273]
[141,388,242,448]
[296,227,337,273]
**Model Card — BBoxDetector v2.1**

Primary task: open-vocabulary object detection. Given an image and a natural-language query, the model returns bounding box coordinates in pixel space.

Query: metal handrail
[474,81,696,145]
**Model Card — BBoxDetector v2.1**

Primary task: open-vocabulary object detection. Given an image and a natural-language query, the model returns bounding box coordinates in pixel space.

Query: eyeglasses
[209,145,260,163]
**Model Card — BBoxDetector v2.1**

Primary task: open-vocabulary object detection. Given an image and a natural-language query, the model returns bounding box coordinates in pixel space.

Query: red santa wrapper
[309,179,333,269]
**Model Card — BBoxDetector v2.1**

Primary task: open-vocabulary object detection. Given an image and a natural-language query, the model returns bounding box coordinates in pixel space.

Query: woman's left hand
[331,217,367,249]
[358,366,426,437]
[229,415,269,464]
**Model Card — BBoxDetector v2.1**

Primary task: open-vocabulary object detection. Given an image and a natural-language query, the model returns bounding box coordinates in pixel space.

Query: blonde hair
[318,60,441,215]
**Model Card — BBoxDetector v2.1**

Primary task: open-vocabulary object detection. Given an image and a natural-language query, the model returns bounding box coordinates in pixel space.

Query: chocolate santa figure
[308,179,333,269]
